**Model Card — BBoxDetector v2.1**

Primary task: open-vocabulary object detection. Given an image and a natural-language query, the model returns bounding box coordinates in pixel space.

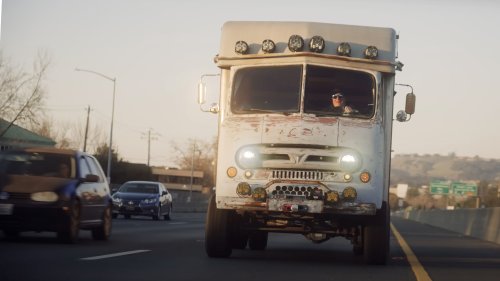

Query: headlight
[142,198,158,204]
[236,147,261,169]
[340,154,360,172]
[112,197,122,203]
[31,191,58,202]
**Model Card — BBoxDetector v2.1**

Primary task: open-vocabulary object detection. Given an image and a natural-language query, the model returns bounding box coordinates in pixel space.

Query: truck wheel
[248,231,268,250]
[205,195,232,258]
[363,202,389,265]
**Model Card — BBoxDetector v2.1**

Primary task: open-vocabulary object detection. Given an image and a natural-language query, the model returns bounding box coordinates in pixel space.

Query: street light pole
[188,142,196,203]
[75,68,116,183]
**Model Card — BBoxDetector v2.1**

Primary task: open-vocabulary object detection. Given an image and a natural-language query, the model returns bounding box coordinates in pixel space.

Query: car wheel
[363,202,389,265]
[205,195,232,258]
[112,213,118,219]
[153,205,161,220]
[248,231,268,250]
[164,203,172,221]
[92,205,112,241]
[124,214,131,219]
[58,200,80,244]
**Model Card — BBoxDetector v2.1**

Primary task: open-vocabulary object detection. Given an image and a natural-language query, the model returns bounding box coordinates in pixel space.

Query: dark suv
[0,147,112,243]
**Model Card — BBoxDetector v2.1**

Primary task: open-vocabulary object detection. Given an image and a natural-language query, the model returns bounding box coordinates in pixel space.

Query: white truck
[198,21,415,265]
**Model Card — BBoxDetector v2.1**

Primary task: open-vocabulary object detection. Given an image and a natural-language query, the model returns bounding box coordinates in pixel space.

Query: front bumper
[112,203,158,216]
[0,202,69,231]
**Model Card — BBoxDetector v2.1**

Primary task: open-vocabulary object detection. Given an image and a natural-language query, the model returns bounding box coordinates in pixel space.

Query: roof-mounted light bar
[233,36,379,61]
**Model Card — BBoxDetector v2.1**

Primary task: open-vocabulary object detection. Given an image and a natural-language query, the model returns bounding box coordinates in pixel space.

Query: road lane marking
[391,223,432,281]
[80,249,151,261]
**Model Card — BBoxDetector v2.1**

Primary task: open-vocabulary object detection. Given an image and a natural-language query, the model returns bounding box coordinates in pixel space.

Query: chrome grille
[271,170,324,180]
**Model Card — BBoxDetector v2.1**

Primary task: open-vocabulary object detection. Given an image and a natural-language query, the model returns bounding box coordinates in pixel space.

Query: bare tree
[171,137,218,187]
[33,115,106,151]
[0,50,51,133]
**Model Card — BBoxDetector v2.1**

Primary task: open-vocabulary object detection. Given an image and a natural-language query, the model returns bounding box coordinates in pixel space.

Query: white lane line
[80,249,151,261]
[168,222,187,225]
[391,223,432,281]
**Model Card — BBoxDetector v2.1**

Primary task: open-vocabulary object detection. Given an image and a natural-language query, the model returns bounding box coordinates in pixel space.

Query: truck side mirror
[198,82,206,105]
[405,92,416,115]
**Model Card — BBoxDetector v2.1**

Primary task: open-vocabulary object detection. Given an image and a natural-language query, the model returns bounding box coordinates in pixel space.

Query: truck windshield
[304,65,375,118]
[231,65,302,114]
[231,64,375,118]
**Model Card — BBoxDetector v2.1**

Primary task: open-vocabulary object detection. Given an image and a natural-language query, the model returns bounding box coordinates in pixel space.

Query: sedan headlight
[31,191,58,202]
[112,197,122,204]
[142,198,158,204]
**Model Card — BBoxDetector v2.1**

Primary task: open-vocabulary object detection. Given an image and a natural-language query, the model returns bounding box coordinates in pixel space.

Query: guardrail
[398,207,500,244]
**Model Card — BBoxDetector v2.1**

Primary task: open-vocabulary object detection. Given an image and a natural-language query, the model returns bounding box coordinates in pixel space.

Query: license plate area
[268,198,323,213]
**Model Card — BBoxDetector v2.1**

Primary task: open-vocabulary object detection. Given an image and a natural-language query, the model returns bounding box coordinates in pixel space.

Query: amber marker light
[227,167,237,178]
[360,172,371,183]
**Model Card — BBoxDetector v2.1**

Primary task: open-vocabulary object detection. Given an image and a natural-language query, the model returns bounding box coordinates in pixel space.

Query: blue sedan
[112,181,172,220]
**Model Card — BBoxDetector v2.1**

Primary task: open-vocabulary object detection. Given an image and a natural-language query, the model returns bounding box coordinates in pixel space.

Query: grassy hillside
[390,154,500,187]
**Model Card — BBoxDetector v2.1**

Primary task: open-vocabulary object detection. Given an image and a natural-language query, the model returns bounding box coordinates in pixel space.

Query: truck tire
[248,231,268,250]
[363,201,389,265]
[205,195,232,257]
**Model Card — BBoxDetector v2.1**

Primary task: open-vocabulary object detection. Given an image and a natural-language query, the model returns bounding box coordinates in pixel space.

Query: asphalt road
[0,213,499,281]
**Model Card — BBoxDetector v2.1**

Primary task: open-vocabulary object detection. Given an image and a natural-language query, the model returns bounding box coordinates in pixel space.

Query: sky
[1,0,500,166]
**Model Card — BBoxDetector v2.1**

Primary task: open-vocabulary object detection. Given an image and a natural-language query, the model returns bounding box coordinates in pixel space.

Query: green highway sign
[430,180,451,195]
[452,182,478,196]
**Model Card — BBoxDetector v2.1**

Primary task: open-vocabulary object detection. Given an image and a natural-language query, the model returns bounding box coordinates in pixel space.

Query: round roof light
[261,39,276,53]
[309,35,325,53]
[364,46,378,59]
[337,42,351,56]
[235,41,249,55]
[288,35,304,52]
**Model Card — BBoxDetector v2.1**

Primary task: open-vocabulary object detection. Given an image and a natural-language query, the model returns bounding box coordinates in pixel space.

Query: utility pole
[141,129,159,166]
[83,106,91,152]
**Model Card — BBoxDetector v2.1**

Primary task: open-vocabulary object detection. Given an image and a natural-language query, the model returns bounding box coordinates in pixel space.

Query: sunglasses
[332,95,344,100]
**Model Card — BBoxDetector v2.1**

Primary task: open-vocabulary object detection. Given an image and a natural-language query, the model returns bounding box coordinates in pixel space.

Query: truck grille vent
[271,170,324,180]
